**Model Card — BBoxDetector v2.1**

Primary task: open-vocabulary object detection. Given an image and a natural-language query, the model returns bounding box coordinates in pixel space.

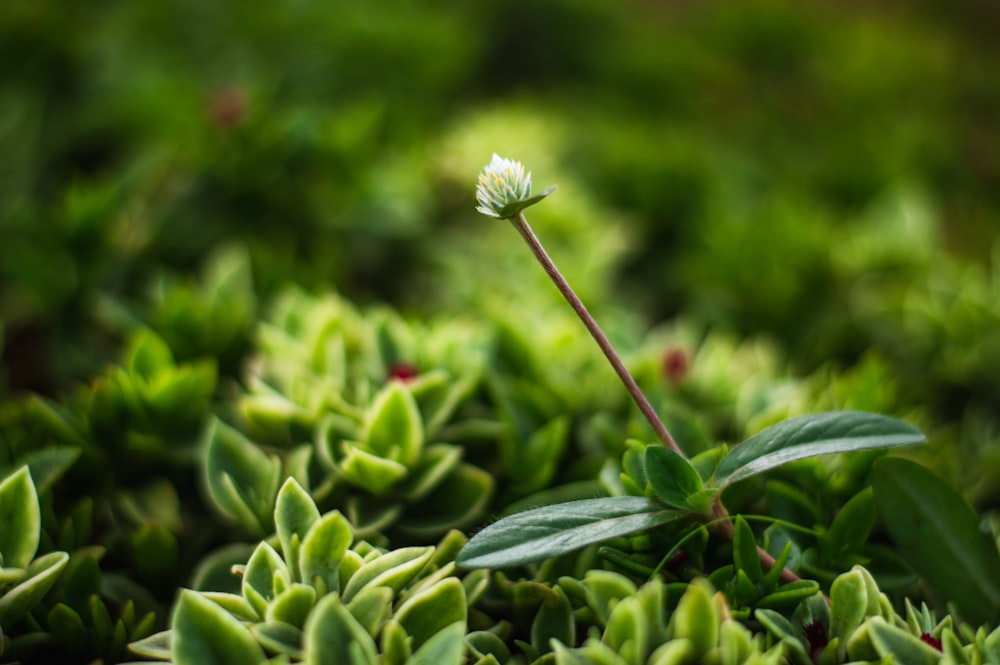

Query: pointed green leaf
[732,516,763,582]
[266,583,317,628]
[339,444,409,496]
[532,586,574,656]
[303,593,378,665]
[0,551,69,626]
[456,497,683,569]
[364,382,423,467]
[395,577,466,649]
[643,446,704,510]
[396,463,494,538]
[171,590,266,665]
[0,466,40,568]
[396,444,463,502]
[715,412,925,488]
[407,620,466,665]
[243,542,288,618]
[872,457,1000,626]
[866,617,943,665]
[252,621,303,660]
[275,477,320,582]
[341,546,434,603]
[346,585,393,636]
[128,629,172,660]
[204,418,281,533]
[300,510,353,595]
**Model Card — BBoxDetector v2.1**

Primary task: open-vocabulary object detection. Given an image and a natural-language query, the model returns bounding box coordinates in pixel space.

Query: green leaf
[242,542,288,618]
[456,497,683,569]
[303,593,378,665]
[531,586,574,656]
[872,457,1000,626]
[341,546,434,603]
[299,510,353,595]
[0,466,40,568]
[394,577,466,650]
[203,418,281,534]
[396,463,494,538]
[0,551,69,626]
[866,617,943,665]
[364,382,424,467]
[406,620,466,665]
[252,621,303,660]
[171,590,266,665]
[275,477,321,583]
[732,516,763,583]
[643,445,704,510]
[715,412,925,488]
[266,583,317,628]
[821,488,875,563]
[339,444,410,497]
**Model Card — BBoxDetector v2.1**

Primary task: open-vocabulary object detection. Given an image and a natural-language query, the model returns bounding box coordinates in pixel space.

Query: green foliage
[131,477,472,664]
[872,457,1000,626]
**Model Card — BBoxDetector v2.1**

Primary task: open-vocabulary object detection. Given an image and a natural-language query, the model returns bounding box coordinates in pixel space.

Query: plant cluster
[3,1,1000,663]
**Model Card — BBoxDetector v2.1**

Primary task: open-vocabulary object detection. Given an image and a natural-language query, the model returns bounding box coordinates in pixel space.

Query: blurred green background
[2,0,999,507]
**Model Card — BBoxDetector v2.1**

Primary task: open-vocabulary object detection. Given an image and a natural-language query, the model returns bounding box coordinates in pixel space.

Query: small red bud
[662,348,689,383]
[920,633,943,651]
[388,362,419,382]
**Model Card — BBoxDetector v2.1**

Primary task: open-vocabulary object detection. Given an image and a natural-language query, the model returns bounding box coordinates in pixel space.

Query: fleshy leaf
[275,477,321,582]
[456,497,683,569]
[242,542,288,618]
[394,577,466,649]
[714,411,925,488]
[0,466,40,569]
[363,381,424,467]
[171,590,266,665]
[303,593,378,665]
[339,444,409,496]
[0,551,69,626]
[299,510,353,595]
[203,418,281,534]
[872,457,1000,626]
[341,546,434,603]
[407,620,466,665]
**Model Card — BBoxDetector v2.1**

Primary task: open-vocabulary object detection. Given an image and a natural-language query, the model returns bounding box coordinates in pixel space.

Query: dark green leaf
[872,457,1000,626]
[643,445,704,510]
[715,412,925,487]
[456,497,683,569]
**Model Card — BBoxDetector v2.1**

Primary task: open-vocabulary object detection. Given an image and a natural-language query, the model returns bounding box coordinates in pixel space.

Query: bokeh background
[2,0,999,508]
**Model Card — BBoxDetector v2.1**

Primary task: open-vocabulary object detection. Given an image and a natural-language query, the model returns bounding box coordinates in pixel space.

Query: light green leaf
[303,593,378,665]
[456,497,683,569]
[266,583,317,628]
[252,621,303,660]
[339,444,409,497]
[204,419,281,534]
[275,477,320,583]
[364,382,424,467]
[715,412,925,488]
[406,620,466,665]
[872,457,1000,626]
[171,590,266,665]
[395,577,466,650]
[0,466,40,568]
[243,542,288,618]
[341,546,434,603]
[0,551,69,626]
[866,617,943,665]
[299,510,353,595]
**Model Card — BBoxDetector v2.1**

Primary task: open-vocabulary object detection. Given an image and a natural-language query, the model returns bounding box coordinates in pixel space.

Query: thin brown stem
[509,212,683,456]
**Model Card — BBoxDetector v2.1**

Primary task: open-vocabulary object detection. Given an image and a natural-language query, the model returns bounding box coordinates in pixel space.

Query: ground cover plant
[2,0,1000,663]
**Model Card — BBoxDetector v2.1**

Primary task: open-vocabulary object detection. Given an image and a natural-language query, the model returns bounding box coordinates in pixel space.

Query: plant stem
[710,499,800,584]
[510,212,683,456]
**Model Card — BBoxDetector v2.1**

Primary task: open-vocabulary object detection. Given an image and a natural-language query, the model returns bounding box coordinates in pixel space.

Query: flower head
[475,153,555,219]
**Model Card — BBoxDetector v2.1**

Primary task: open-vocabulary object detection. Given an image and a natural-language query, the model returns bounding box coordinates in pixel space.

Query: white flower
[475,153,555,219]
